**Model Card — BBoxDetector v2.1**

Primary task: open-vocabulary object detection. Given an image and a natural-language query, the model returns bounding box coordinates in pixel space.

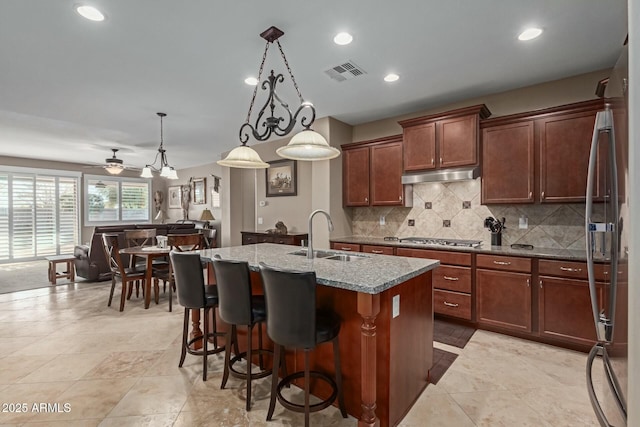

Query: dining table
[119,245,170,309]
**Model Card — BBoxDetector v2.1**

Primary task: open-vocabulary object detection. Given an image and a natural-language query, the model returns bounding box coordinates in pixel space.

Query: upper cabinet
[399,104,491,172]
[480,99,606,204]
[342,135,410,207]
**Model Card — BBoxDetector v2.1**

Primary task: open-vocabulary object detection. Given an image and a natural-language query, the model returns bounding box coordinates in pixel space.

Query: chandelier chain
[245,41,271,123]
[277,40,304,103]
[159,115,164,149]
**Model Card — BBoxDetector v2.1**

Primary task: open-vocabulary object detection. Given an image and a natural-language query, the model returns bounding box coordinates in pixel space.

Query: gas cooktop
[386,236,482,248]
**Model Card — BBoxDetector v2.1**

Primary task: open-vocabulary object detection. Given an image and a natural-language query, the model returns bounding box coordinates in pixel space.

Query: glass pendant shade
[105,164,125,175]
[276,129,340,161]
[140,167,153,178]
[167,168,179,180]
[217,145,269,169]
[160,166,171,177]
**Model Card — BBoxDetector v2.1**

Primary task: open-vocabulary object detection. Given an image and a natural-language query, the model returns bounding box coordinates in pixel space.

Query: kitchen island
[198,243,439,427]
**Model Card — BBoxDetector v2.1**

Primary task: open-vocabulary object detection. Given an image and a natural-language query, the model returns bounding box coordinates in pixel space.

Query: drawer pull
[526,279,530,287]
[341,247,352,251]
[443,275,459,281]
[560,266,582,273]
[539,279,543,288]
[371,250,384,254]
[493,260,511,266]
[443,301,459,308]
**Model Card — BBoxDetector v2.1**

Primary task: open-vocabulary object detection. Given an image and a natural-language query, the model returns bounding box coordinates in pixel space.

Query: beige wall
[352,68,611,142]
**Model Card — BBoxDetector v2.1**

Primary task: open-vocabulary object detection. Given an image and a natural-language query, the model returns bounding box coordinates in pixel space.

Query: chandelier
[140,112,179,179]
[218,26,340,169]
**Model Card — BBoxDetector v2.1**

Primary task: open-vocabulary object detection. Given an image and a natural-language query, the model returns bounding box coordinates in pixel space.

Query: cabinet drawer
[331,242,361,252]
[476,254,531,273]
[433,265,472,293]
[271,236,295,245]
[242,234,258,245]
[538,259,610,281]
[362,245,394,255]
[395,248,472,266]
[434,290,471,320]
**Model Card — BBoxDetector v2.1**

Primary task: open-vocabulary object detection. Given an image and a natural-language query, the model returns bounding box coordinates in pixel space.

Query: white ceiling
[0,1,627,170]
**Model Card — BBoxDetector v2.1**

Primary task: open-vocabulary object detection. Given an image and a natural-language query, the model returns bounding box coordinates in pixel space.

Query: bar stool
[259,262,347,426]
[170,251,224,381]
[212,256,277,410]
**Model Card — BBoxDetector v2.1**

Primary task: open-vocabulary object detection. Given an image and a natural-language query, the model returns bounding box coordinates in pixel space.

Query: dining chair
[202,228,217,249]
[101,233,147,312]
[154,233,204,312]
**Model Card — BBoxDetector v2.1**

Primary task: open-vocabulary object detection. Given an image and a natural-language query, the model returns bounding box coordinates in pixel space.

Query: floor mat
[433,318,476,349]
[429,347,458,384]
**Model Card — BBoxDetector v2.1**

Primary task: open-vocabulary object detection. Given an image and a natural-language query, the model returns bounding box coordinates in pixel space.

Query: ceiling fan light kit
[218,26,340,169]
[141,112,179,179]
[104,148,125,175]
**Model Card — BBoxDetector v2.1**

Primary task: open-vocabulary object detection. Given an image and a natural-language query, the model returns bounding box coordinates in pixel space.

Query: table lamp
[199,209,215,221]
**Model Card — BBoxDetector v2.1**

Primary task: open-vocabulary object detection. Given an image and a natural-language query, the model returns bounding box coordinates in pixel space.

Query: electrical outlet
[392,294,400,318]
[443,220,451,227]
[379,215,386,225]
[408,219,415,226]
[519,215,528,229]
[462,201,471,209]
[258,217,263,225]
[425,202,432,209]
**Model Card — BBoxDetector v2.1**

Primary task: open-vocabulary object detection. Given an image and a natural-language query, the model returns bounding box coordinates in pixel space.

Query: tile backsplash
[350,179,604,250]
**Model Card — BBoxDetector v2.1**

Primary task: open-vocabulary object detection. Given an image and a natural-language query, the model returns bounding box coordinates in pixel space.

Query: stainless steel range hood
[401,166,480,184]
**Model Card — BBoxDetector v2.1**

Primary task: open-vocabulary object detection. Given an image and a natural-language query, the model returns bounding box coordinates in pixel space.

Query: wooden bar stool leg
[304,349,310,427]
[203,307,209,381]
[246,323,253,411]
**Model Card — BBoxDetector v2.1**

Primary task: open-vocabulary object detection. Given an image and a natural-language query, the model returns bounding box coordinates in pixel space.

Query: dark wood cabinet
[370,140,404,206]
[538,276,605,346]
[481,121,535,204]
[480,99,605,204]
[342,135,409,208]
[361,245,395,255]
[241,231,308,246]
[477,269,532,333]
[399,104,490,173]
[397,247,473,321]
[343,146,370,207]
[330,242,361,252]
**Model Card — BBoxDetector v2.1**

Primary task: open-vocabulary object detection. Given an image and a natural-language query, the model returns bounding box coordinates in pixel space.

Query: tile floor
[0,281,600,426]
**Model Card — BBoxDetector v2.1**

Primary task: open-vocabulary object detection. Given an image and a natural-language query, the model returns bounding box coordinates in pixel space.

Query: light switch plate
[258,217,263,225]
[392,294,400,318]
[380,215,386,225]
[519,215,528,229]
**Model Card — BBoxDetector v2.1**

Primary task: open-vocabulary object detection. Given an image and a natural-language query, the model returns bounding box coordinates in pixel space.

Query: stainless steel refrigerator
[585,42,629,427]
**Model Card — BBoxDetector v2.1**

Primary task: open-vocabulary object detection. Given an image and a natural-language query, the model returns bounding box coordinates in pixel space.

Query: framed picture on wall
[266,159,297,197]
[168,186,181,209]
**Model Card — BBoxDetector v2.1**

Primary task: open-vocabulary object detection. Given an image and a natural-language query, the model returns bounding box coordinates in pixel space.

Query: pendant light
[218,26,339,169]
[140,112,179,179]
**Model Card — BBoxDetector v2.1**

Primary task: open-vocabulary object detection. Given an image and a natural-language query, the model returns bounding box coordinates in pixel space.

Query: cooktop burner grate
[398,237,482,248]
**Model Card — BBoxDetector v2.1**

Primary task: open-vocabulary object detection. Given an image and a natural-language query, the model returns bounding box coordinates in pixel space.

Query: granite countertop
[330,236,597,262]
[198,243,439,295]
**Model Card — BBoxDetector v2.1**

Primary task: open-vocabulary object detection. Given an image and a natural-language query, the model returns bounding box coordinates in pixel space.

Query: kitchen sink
[288,250,369,261]
[325,254,367,262]
[288,249,335,258]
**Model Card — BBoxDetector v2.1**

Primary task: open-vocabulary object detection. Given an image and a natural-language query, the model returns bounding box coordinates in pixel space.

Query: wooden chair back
[201,228,217,249]
[124,228,156,247]
[101,233,127,278]
[168,233,203,252]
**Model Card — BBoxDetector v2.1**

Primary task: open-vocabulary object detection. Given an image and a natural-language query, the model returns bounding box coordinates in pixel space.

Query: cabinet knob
[526,278,530,287]
[399,195,403,201]
[541,191,545,199]
[529,191,533,199]
[440,157,443,164]
[431,158,434,165]
[365,197,368,203]
[539,279,543,288]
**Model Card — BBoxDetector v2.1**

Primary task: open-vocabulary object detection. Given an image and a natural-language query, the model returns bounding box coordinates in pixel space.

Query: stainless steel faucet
[307,209,334,259]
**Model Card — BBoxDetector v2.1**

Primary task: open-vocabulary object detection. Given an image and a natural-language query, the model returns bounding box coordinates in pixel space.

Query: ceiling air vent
[324,60,367,82]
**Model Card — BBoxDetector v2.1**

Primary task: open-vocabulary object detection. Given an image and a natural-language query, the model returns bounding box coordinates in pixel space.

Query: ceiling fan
[83,148,140,175]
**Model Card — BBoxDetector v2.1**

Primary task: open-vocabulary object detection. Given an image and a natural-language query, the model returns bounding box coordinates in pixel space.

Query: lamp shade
[105,164,124,175]
[276,129,340,161]
[166,168,179,180]
[217,145,270,169]
[140,167,153,178]
[199,209,215,221]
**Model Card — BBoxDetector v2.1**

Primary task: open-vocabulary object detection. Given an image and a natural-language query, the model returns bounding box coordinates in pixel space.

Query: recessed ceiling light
[518,27,543,41]
[333,32,353,45]
[244,77,258,86]
[75,5,105,21]
[384,73,399,83]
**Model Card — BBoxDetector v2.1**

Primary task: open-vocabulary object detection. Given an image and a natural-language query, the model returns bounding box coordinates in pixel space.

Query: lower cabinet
[476,268,532,333]
[330,242,361,252]
[241,231,308,246]
[538,276,605,346]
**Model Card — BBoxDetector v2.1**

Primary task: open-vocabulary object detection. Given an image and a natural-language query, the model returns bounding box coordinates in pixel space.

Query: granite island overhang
[198,243,440,427]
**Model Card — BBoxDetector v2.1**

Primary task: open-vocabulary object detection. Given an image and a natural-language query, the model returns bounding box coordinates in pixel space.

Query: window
[84,175,151,225]
[0,167,80,262]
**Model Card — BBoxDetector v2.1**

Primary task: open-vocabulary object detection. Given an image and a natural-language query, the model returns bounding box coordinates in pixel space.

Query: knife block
[491,232,502,246]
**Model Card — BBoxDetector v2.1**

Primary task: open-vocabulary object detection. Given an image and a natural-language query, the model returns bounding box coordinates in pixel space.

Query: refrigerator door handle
[586,344,627,426]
